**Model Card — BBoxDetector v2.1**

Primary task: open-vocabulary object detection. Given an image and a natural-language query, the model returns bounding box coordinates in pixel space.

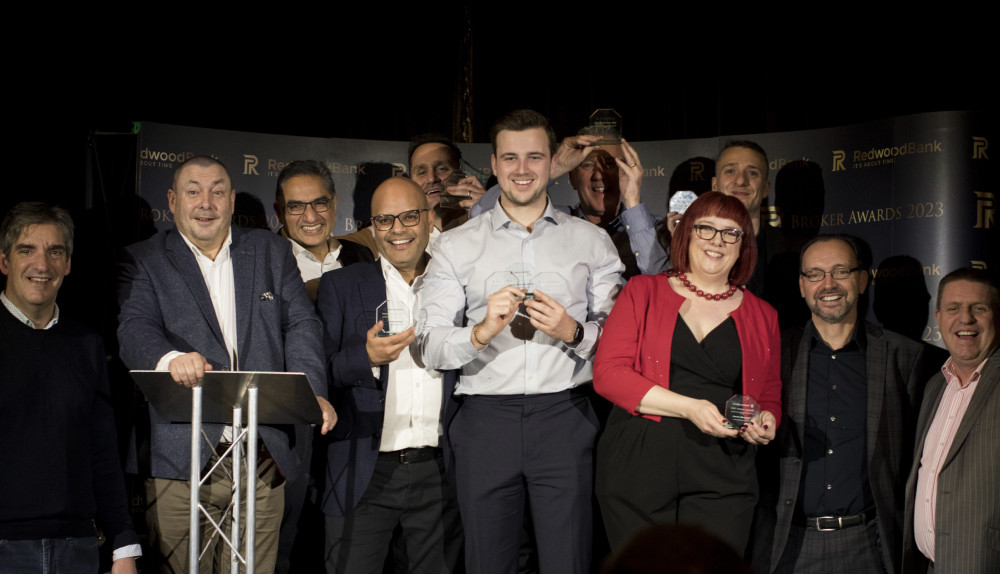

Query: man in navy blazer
[118,155,336,573]
[315,177,462,573]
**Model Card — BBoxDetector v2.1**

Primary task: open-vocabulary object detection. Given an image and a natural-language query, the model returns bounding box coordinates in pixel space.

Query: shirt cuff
[619,203,656,231]
[155,350,185,371]
[113,544,143,561]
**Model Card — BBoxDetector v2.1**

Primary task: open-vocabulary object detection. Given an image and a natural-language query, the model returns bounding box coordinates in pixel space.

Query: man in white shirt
[118,156,337,573]
[315,177,462,573]
[273,159,373,302]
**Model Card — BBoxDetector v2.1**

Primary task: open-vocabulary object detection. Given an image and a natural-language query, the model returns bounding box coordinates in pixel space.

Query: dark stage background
[2,7,995,570]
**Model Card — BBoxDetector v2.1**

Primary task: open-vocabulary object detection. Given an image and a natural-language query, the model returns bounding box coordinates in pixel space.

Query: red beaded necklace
[666,269,739,301]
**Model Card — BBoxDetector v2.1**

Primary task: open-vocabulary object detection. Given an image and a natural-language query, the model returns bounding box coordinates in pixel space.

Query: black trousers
[451,391,599,574]
[324,452,463,574]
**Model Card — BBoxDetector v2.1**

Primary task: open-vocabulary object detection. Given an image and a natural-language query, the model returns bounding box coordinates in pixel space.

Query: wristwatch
[567,321,584,348]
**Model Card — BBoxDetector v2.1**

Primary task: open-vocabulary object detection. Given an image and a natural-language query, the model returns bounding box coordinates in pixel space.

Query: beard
[808,287,858,324]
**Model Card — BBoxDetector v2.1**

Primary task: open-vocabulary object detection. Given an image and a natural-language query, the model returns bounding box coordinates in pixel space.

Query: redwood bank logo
[139,148,194,168]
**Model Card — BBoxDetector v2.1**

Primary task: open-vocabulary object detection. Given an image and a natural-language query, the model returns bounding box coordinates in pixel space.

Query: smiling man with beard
[750,234,928,574]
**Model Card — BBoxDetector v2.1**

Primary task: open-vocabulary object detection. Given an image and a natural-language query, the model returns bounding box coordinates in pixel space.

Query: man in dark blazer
[315,176,462,573]
[118,155,336,573]
[903,267,999,574]
[752,235,926,574]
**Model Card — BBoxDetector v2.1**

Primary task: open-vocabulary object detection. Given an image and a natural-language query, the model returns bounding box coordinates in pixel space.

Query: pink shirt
[913,356,987,562]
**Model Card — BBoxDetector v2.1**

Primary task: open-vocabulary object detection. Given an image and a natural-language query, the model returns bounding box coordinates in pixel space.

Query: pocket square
[260,291,275,301]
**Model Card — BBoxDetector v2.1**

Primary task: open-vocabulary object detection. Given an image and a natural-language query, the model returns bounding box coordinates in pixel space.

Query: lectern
[131,370,322,574]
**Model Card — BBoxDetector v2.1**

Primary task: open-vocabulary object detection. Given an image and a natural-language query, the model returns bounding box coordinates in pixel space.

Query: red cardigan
[594,273,782,427]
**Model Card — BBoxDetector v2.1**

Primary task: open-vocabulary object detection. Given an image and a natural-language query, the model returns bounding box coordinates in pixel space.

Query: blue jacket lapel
[231,227,255,368]
[164,229,226,351]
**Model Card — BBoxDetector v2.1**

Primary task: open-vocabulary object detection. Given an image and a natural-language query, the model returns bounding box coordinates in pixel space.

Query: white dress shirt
[376,256,443,451]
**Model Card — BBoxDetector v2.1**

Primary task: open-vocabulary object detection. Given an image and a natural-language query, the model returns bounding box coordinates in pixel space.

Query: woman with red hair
[594,191,781,555]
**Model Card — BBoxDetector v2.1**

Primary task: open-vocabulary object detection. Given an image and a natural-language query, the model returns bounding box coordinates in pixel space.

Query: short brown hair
[489,109,557,155]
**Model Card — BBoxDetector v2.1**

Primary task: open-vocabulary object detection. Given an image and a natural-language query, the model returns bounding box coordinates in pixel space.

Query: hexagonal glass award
[375,300,411,337]
[588,108,622,145]
[724,394,760,429]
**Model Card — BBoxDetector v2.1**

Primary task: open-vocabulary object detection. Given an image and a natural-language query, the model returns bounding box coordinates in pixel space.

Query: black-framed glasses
[692,224,744,244]
[371,209,428,231]
[281,197,333,215]
[800,267,862,282]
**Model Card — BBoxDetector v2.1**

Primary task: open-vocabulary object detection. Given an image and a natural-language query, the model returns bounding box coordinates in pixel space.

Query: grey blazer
[902,350,1000,574]
[752,321,926,574]
[118,226,327,482]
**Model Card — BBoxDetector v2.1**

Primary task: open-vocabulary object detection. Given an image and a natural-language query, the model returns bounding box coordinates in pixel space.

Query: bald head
[372,177,429,215]
[370,177,431,281]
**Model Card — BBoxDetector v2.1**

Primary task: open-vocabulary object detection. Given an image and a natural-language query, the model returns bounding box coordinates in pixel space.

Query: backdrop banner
[136,111,994,350]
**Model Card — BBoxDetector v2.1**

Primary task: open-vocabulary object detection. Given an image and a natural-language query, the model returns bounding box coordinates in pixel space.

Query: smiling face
[935,279,998,375]
[0,223,71,326]
[491,127,552,210]
[278,174,336,255]
[712,146,770,218]
[799,238,868,325]
[686,215,743,282]
[371,177,431,279]
[569,146,621,221]
[409,142,459,211]
[168,163,234,258]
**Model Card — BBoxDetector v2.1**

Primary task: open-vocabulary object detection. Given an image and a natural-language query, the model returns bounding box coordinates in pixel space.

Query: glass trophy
[438,170,469,210]
[668,191,698,215]
[588,108,622,145]
[724,394,760,429]
[375,300,411,337]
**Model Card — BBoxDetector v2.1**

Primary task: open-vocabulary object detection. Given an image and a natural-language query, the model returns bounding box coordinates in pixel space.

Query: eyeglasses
[281,197,333,215]
[371,209,428,231]
[800,267,862,282]
[692,224,744,244]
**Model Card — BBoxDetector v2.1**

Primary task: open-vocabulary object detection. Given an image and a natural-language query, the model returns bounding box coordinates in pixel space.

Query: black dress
[595,314,759,554]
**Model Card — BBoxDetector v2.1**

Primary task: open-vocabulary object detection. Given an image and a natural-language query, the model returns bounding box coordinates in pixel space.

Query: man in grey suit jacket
[118,156,336,573]
[752,235,926,574]
[903,267,999,574]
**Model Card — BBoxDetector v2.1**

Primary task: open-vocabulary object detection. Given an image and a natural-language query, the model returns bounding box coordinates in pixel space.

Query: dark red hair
[670,191,758,286]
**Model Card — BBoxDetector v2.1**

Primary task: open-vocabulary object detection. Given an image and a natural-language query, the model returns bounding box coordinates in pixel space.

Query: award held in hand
[724,394,759,429]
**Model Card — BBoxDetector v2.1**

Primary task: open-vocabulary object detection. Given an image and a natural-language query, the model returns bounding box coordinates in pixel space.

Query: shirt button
[828,449,834,455]
[831,354,837,359]
[827,484,833,490]
[830,416,836,422]
[832,385,838,390]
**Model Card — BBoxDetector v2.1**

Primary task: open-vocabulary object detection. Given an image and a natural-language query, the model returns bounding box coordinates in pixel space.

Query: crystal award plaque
[376,300,411,337]
[588,108,622,145]
[724,394,760,429]
[439,170,469,210]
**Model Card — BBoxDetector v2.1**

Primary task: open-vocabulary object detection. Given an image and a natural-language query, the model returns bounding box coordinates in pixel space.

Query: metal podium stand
[131,370,322,574]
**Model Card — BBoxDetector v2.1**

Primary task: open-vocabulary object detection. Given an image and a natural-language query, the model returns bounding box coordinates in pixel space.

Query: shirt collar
[285,231,339,263]
[377,255,429,285]
[941,351,994,389]
[178,227,233,262]
[807,318,867,352]
[490,194,559,231]
[1,291,59,330]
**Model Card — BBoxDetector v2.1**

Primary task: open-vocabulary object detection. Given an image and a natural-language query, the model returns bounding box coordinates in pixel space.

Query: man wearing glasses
[272,159,373,573]
[750,234,928,574]
[274,160,373,303]
[315,177,462,573]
